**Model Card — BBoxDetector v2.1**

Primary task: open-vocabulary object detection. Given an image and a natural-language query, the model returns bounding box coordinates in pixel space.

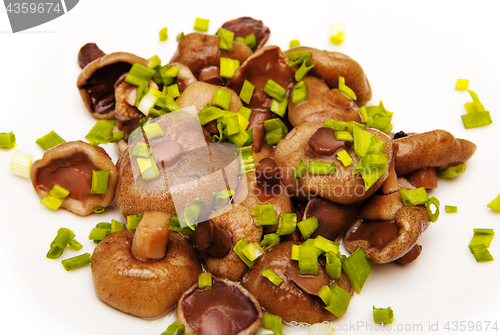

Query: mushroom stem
[131,211,171,262]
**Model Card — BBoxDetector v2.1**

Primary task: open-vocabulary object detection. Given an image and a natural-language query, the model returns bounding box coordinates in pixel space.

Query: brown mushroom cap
[76,52,148,119]
[177,277,263,335]
[170,62,198,92]
[170,33,252,78]
[274,123,393,204]
[78,43,105,69]
[91,230,201,319]
[394,129,477,175]
[220,17,270,51]
[288,76,361,127]
[286,46,372,105]
[30,141,117,216]
[176,81,243,114]
[242,241,353,324]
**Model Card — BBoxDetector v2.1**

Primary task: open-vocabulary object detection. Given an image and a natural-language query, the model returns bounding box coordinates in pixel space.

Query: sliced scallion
[130,142,152,157]
[469,244,494,262]
[159,27,168,41]
[88,228,110,241]
[111,219,125,233]
[167,84,180,98]
[329,22,345,45]
[262,312,283,335]
[337,149,353,167]
[137,156,160,180]
[285,50,312,66]
[126,213,143,230]
[217,27,234,51]
[40,184,70,211]
[295,59,315,81]
[338,76,356,100]
[445,205,458,213]
[220,57,240,78]
[263,118,288,146]
[107,131,125,143]
[46,227,75,259]
[239,146,255,173]
[183,200,205,230]
[260,233,280,251]
[342,247,371,294]
[289,39,300,48]
[198,105,226,125]
[160,321,185,335]
[313,236,340,254]
[96,222,111,229]
[297,217,319,240]
[455,79,469,91]
[353,126,374,158]
[36,131,65,151]
[263,79,286,102]
[0,131,16,149]
[194,18,209,32]
[234,239,255,268]
[225,115,240,136]
[251,204,278,226]
[308,161,336,175]
[324,119,366,132]
[213,88,232,110]
[10,150,32,179]
[148,55,161,68]
[85,120,117,146]
[68,239,83,251]
[318,285,332,305]
[441,163,466,179]
[167,215,193,235]
[325,283,350,317]
[176,32,184,42]
[352,153,388,190]
[270,98,288,118]
[325,251,342,279]
[293,160,308,179]
[291,244,300,261]
[298,246,319,275]
[399,187,429,206]
[426,196,440,222]
[276,213,297,235]
[61,253,92,271]
[238,106,252,120]
[487,193,500,213]
[373,306,395,324]
[214,188,235,209]
[198,272,212,289]
[461,111,492,129]
[262,269,283,287]
[335,131,353,142]
[359,101,393,133]
[236,33,257,49]
[469,228,494,248]
[90,170,109,194]
[292,81,308,105]
[143,123,164,140]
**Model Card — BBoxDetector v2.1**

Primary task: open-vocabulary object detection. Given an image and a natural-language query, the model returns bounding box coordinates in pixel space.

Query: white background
[0,0,499,334]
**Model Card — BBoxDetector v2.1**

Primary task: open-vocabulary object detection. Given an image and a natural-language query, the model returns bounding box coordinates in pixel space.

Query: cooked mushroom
[198,65,224,86]
[114,73,158,122]
[170,33,252,77]
[131,211,171,262]
[274,122,393,204]
[76,52,148,119]
[78,43,105,69]
[177,277,263,335]
[191,205,262,281]
[405,167,438,189]
[242,241,353,324]
[394,129,476,175]
[220,17,270,50]
[30,141,117,216]
[226,46,295,152]
[113,115,143,156]
[170,62,198,92]
[286,46,372,105]
[177,81,242,114]
[91,228,201,318]
[288,76,361,127]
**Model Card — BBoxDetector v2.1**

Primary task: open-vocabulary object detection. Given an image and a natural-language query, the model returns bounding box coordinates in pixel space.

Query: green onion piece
[262,269,283,287]
[295,59,315,81]
[297,217,319,240]
[373,306,395,324]
[217,27,234,51]
[244,128,253,146]
[235,36,245,44]
[469,228,494,248]
[238,106,252,120]
[176,32,184,41]
[342,247,372,293]
[194,18,209,32]
[325,251,342,279]
[88,228,110,241]
[251,204,278,226]
[85,120,117,146]
[161,321,185,335]
[130,142,152,157]
[487,193,500,213]
[359,101,393,133]
[243,33,257,49]
[285,50,312,66]
[352,153,388,190]
[198,272,212,289]
[137,156,160,180]
[263,79,286,102]
[399,187,429,206]
[318,285,332,305]
[234,239,255,268]
[158,94,180,112]
[291,244,300,261]
[197,105,226,125]
[276,213,297,235]
[353,126,374,158]
[260,233,280,251]
[148,55,161,68]
[298,246,319,275]
[40,184,70,211]
[167,215,193,235]
[213,88,232,110]
[313,236,340,254]
[96,222,111,229]
[214,188,235,209]
[292,81,308,105]
[337,149,353,167]
[159,27,168,41]
[324,283,350,317]
[125,64,156,105]
[338,76,357,100]
[61,253,92,271]
[138,88,160,116]
[462,111,493,129]
[220,57,240,78]
[10,150,33,179]
[455,79,469,91]
[308,161,336,175]
[68,239,83,251]
[183,200,205,230]
[167,84,180,98]
[289,39,300,48]
[426,196,440,222]
[111,219,125,233]
[262,312,283,335]
[263,118,288,146]
[324,119,366,132]
[46,227,75,259]
[441,163,466,179]
[335,131,353,142]
[126,213,143,230]
[36,131,65,151]
[239,146,255,173]
[107,131,125,143]
[143,123,164,140]
[90,170,109,194]
[270,98,288,118]
[469,244,494,262]
[265,128,282,146]
[445,205,458,213]
[228,127,250,147]
[293,160,308,179]
[329,22,345,45]
[0,131,16,149]
[466,89,486,112]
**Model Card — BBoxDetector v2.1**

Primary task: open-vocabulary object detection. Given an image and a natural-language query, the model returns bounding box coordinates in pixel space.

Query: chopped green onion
[285,50,312,66]
[295,59,315,82]
[198,272,212,289]
[263,79,286,102]
[373,306,395,324]
[292,81,308,105]
[260,233,280,251]
[461,111,492,129]
[107,131,125,143]
[325,251,342,279]
[353,153,388,190]
[313,236,340,254]
[176,32,184,42]
[89,228,110,241]
[289,39,300,48]
[337,149,353,167]
[214,188,235,209]
[335,131,353,142]
[137,156,160,180]
[262,269,283,287]
[142,123,164,140]
[455,79,469,91]
[342,247,371,294]
[251,204,278,226]
[0,131,16,149]
[161,321,185,335]
[228,127,250,147]
[46,227,75,259]
[194,18,209,32]
[276,213,297,235]
[61,253,92,271]
[10,150,32,179]
[40,184,70,211]
[217,27,234,51]
[85,120,117,146]
[445,205,458,213]
[329,22,345,45]
[167,215,193,235]
[220,57,240,78]
[293,160,308,179]
[212,88,232,110]
[130,142,152,157]
[125,64,156,105]
[359,101,393,133]
[324,283,350,317]
[138,88,161,116]
[426,196,440,222]
[68,239,83,251]
[234,239,255,268]
[183,200,205,230]
[308,161,336,175]
[36,131,65,151]
[469,228,494,248]
[197,105,226,125]
[126,213,143,230]
[469,244,493,262]
[324,119,366,132]
[167,84,180,98]
[239,146,255,173]
[318,285,332,305]
[299,245,319,275]
[262,312,283,335]
[399,187,429,206]
[297,217,319,240]
[225,115,240,136]
[111,219,125,233]
[352,126,374,158]
[263,118,288,146]
[338,76,356,100]
[159,27,168,41]
[465,89,486,113]
[291,244,300,261]
[487,193,500,213]
[90,170,109,194]
[235,33,257,49]
[441,163,466,179]
[238,106,252,120]
[96,222,111,229]
[270,98,288,118]
[148,55,161,68]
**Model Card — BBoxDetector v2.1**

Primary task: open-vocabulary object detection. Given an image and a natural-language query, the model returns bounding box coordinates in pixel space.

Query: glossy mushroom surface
[78,43,105,69]
[170,62,198,92]
[220,17,270,50]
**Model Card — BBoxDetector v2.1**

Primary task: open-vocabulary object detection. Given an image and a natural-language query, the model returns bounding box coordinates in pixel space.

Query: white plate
[1,1,499,334]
